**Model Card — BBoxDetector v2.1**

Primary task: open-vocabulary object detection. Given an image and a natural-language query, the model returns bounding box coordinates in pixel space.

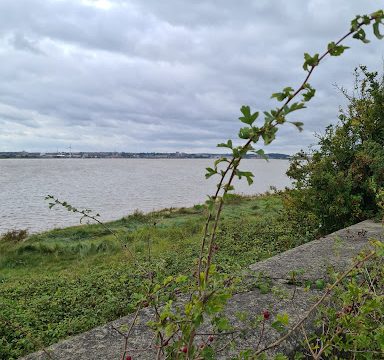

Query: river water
[0,159,291,234]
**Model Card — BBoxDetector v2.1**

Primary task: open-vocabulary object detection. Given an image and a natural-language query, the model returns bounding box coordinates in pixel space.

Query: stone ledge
[22,220,383,360]
[249,220,383,282]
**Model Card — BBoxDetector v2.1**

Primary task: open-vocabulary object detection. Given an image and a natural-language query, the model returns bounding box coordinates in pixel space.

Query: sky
[0,0,383,154]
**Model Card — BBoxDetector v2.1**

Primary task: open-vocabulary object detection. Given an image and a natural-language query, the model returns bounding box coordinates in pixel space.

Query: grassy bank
[0,193,308,359]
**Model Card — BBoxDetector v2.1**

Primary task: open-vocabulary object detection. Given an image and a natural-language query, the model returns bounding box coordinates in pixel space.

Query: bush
[286,66,384,235]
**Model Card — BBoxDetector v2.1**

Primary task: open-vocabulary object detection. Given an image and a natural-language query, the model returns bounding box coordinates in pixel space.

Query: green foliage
[303,52,319,71]
[286,66,384,235]
[0,195,301,359]
[303,246,384,358]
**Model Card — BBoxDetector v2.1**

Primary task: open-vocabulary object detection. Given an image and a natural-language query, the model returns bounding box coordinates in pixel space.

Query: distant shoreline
[0,152,291,160]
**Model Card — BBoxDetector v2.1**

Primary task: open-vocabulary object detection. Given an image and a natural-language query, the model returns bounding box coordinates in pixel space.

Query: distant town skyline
[0,150,291,160]
[0,0,383,154]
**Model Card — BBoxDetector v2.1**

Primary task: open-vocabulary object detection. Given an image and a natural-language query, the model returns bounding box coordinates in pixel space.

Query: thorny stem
[314,329,341,360]
[364,266,377,295]
[301,324,317,359]
[187,329,196,359]
[195,331,238,336]
[255,319,266,352]
[47,196,144,271]
[120,307,141,360]
[198,14,376,290]
[197,157,235,287]
[187,17,380,356]
[254,251,376,356]
[153,300,164,359]
[274,17,373,122]
[303,322,342,360]
[203,158,242,284]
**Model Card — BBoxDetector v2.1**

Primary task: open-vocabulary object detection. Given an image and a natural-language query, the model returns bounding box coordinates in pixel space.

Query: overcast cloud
[0,0,383,154]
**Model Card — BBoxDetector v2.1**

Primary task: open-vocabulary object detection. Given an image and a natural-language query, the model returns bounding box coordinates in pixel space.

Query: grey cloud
[0,0,383,153]
[9,32,44,54]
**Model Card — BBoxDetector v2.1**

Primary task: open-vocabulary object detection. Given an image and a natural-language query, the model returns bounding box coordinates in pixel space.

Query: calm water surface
[0,159,291,234]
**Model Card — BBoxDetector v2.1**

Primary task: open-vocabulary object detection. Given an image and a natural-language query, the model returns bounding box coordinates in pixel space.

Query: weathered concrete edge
[21,220,383,360]
[249,219,383,281]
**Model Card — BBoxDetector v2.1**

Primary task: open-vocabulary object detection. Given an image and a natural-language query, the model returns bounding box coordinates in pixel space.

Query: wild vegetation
[286,66,384,237]
[1,10,384,360]
[1,193,302,359]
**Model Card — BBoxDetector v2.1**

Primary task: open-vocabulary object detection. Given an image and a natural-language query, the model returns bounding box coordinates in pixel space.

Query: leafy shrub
[286,66,384,235]
[303,246,384,358]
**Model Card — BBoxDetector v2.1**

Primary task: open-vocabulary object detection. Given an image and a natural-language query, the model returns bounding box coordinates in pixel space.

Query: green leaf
[350,16,361,31]
[261,126,278,145]
[327,42,349,56]
[373,240,384,257]
[175,275,188,283]
[352,28,370,43]
[238,127,251,139]
[235,170,254,178]
[361,15,371,25]
[236,170,254,185]
[217,139,233,149]
[240,105,251,118]
[276,313,289,326]
[276,115,286,124]
[223,184,235,192]
[271,87,294,102]
[271,92,285,101]
[250,133,260,143]
[283,86,294,93]
[214,316,231,331]
[205,197,215,211]
[287,102,306,113]
[222,192,231,202]
[373,21,384,39]
[253,148,268,160]
[271,320,285,333]
[232,147,240,158]
[302,84,316,102]
[205,167,217,179]
[239,106,259,125]
[272,313,289,333]
[214,157,229,167]
[246,176,254,185]
[371,9,384,21]
[164,323,177,337]
[283,102,306,116]
[303,53,319,71]
[290,121,304,132]
[263,111,273,121]
[315,279,326,290]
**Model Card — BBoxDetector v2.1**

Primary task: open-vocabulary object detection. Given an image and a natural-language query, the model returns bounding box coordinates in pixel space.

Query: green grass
[0,193,305,359]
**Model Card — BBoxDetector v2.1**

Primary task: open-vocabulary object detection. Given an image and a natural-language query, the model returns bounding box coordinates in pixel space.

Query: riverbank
[1,193,307,359]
